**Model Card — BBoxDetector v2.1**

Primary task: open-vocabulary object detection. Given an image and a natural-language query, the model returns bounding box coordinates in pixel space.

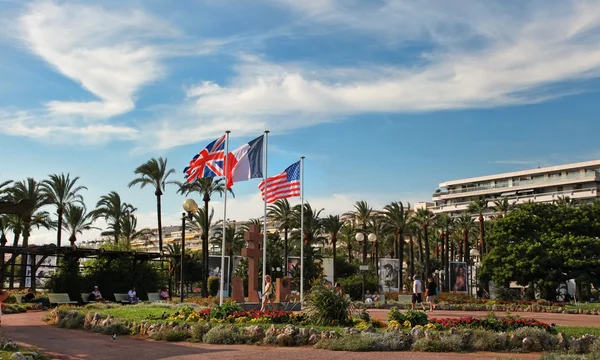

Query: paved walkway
[0,312,541,360]
[367,309,600,327]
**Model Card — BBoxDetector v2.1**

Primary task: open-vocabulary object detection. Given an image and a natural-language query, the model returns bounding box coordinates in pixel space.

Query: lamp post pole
[180,212,186,303]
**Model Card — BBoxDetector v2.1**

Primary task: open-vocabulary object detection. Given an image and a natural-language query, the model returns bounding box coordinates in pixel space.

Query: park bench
[398,295,413,304]
[113,293,131,304]
[147,293,164,302]
[13,293,24,304]
[81,293,90,303]
[47,293,78,306]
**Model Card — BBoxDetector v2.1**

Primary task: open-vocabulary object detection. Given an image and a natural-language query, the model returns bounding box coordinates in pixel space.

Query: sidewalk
[2,311,540,360]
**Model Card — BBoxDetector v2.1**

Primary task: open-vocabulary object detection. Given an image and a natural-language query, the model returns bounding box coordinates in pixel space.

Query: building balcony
[433,173,598,200]
[431,187,598,214]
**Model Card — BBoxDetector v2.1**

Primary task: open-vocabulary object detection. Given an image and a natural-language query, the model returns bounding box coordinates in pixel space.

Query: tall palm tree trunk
[202,197,209,298]
[463,231,469,264]
[19,224,30,289]
[409,236,415,279]
[9,231,21,288]
[423,225,430,280]
[398,232,404,291]
[156,191,163,252]
[479,216,485,255]
[56,207,63,247]
[458,240,463,262]
[348,242,352,262]
[284,228,288,273]
[332,235,337,282]
[444,232,450,292]
[417,231,424,263]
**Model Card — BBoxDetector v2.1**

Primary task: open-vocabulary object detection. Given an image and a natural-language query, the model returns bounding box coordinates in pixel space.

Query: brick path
[367,309,600,327]
[1,311,543,360]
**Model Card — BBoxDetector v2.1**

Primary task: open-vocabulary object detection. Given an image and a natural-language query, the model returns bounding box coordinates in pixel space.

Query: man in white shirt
[411,275,426,310]
[128,287,138,304]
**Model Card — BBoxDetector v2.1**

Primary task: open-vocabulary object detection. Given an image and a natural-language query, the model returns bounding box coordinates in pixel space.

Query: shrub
[387,307,405,323]
[191,323,211,341]
[203,325,249,344]
[315,334,375,351]
[58,311,86,329]
[150,329,191,342]
[470,329,507,351]
[304,282,354,326]
[338,273,378,301]
[208,276,219,297]
[411,334,464,352]
[209,301,242,320]
[364,332,412,351]
[509,327,556,352]
[403,310,428,327]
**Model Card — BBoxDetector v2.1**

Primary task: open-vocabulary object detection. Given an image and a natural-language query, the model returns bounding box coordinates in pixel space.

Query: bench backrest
[147,293,161,302]
[48,293,74,303]
[81,293,90,302]
[114,293,130,302]
[14,294,24,304]
[398,294,413,303]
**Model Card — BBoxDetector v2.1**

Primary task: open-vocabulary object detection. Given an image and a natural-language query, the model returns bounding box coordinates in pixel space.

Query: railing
[432,187,597,211]
[435,172,598,196]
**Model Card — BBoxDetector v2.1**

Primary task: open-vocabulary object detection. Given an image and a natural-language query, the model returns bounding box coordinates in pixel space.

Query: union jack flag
[183,135,226,182]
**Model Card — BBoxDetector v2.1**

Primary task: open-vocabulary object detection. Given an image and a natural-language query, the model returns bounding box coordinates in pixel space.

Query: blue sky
[1,0,600,244]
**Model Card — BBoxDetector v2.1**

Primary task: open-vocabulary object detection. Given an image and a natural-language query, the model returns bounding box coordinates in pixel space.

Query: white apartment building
[432,159,600,217]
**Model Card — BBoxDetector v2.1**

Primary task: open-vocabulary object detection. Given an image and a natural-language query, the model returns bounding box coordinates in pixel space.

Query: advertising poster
[450,261,468,292]
[208,255,230,297]
[379,258,400,291]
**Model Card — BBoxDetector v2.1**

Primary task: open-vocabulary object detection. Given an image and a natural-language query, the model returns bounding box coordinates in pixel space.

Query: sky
[1,0,600,245]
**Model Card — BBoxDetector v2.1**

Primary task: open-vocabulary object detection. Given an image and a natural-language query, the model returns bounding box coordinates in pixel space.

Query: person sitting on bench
[88,286,104,302]
[23,288,49,309]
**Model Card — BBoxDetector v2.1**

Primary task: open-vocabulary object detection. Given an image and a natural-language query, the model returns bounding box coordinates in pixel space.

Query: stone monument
[241,224,262,302]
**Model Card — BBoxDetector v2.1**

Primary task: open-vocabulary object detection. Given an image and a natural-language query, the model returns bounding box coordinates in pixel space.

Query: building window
[557,186,563,192]
[575,184,582,190]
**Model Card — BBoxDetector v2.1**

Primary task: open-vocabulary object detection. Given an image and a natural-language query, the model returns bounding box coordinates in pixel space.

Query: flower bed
[43,304,600,354]
[429,315,557,334]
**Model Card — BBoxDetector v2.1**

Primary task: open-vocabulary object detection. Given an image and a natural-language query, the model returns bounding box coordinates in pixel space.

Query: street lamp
[368,233,378,277]
[469,248,480,297]
[181,199,198,303]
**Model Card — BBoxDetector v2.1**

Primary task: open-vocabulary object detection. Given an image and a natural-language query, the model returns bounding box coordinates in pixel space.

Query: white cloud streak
[143,0,600,149]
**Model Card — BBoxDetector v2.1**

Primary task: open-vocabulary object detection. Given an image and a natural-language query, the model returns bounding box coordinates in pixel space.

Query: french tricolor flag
[225,135,264,188]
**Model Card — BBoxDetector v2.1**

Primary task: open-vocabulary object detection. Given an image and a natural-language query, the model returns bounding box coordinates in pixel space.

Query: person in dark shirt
[425,277,438,312]
[23,288,49,310]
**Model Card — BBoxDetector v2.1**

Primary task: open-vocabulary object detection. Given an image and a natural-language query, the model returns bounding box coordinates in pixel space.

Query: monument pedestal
[241,225,263,303]
[275,277,290,302]
[231,277,245,303]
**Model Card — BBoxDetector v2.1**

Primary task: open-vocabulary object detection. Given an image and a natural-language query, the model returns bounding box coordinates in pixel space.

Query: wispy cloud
[142,0,600,149]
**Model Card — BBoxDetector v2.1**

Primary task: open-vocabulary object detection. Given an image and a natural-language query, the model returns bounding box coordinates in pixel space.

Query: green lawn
[555,326,600,338]
[565,303,600,311]
[87,306,171,321]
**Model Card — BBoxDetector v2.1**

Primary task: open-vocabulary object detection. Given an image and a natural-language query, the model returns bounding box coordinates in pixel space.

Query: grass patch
[0,346,49,360]
[315,335,376,351]
[564,304,600,311]
[540,353,600,360]
[556,326,600,338]
[89,306,171,322]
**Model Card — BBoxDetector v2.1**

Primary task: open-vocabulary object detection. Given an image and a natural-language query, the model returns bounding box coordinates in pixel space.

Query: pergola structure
[0,200,175,291]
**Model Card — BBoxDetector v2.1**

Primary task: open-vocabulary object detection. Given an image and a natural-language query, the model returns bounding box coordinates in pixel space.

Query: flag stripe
[258,161,301,203]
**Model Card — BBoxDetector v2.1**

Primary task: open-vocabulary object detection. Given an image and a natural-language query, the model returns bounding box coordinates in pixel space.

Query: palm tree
[344,200,373,263]
[322,214,344,282]
[456,214,476,264]
[0,215,8,246]
[0,179,13,200]
[178,178,233,297]
[435,214,454,291]
[406,222,419,279]
[7,178,52,248]
[187,207,218,243]
[414,208,435,279]
[267,199,295,272]
[468,198,489,255]
[383,201,411,290]
[492,197,514,219]
[94,191,136,244]
[292,202,325,246]
[338,222,356,262]
[128,157,176,252]
[41,173,87,247]
[61,204,99,245]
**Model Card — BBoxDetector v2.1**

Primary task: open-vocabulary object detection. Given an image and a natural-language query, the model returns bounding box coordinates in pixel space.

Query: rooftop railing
[434,172,598,197]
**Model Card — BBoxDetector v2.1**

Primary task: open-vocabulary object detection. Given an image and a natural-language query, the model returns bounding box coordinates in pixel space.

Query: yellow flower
[403,320,412,328]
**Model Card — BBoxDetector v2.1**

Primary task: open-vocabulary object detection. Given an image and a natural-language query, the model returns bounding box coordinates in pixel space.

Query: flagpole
[219,130,230,305]
[262,130,269,294]
[300,156,305,306]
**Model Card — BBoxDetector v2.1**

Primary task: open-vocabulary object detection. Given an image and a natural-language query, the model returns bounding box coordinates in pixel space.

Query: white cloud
[17,1,178,118]
[142,0,600,149]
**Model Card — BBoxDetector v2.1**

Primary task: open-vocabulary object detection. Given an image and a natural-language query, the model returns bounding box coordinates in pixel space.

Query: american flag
[258,161,301,203]
[183,135,226,182]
